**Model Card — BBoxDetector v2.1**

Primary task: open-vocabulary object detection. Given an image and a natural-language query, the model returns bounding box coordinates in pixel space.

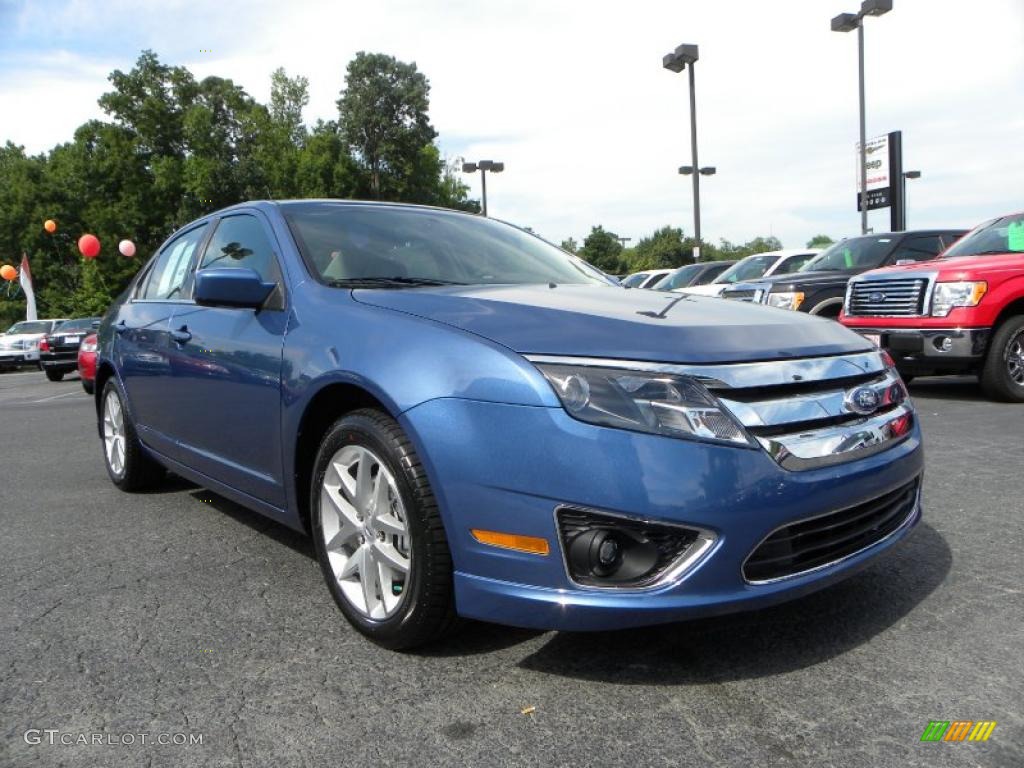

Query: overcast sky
[1,0,1022,250]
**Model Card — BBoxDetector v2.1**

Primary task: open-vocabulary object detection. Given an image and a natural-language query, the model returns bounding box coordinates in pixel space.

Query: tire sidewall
[100,379,128,485]
[985,318,1024,402]
[311,413,434,643]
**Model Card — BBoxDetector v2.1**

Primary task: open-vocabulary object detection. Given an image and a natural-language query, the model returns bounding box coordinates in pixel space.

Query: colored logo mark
[920,720,997,742]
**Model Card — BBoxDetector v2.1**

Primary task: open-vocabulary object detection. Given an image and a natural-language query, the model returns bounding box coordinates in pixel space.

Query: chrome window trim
[525,351,887,390]
[552,505,717,593]
[742,478,921,585]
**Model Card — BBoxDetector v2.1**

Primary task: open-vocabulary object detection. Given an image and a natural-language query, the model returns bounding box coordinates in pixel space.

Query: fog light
[934,336,953,352]
[557,507,706,588]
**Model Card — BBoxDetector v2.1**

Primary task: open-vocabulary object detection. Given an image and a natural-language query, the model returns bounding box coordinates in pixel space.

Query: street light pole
[663,43,711,262]
[461,160,504,217]
[832,0,893,235]
[902,170,921,229]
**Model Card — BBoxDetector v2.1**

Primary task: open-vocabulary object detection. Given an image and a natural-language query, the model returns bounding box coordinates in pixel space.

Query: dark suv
[720,230,966,317]
[39,317,101,381]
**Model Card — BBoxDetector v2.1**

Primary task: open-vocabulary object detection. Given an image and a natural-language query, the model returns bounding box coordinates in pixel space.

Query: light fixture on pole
[831,0,893,235]
[901,170,920,229]
[461,160,504,217]
[663,43,713,262]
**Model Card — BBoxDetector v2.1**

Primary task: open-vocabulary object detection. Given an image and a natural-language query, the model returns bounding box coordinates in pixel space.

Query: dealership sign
[855,130,904,225]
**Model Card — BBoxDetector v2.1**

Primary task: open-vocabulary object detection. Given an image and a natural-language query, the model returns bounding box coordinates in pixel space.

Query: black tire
[44,367,64,382]
[82,379,94,395]
[311,408,457,650]
[99,379,165,491]
[980,316,1024,402]
[899,373,915,385]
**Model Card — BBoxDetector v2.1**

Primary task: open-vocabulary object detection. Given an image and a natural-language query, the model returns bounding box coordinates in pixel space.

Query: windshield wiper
[326,276,467,288]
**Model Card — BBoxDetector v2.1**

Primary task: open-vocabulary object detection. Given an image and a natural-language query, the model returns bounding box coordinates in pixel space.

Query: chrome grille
[847,277,928,317]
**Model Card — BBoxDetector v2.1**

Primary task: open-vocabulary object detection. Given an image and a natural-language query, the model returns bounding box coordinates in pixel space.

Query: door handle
[170,327,192,345]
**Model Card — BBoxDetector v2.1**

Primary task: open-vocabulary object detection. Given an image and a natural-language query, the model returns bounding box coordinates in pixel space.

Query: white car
[679,249,820,297]
[0,319,67,370]
[621,269,674,289]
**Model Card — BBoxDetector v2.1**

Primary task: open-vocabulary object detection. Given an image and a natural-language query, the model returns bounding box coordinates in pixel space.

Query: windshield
[713,254,777,284]
[54,318,99,333]
[621,273,649,287]
[282,203,611,287]
[941,213,1024,259]
[799,236,893,272]
[655,264,702,290]
[5,321,52,335]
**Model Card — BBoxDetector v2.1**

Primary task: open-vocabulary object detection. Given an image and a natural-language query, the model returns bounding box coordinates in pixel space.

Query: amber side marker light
[471,529,550,555]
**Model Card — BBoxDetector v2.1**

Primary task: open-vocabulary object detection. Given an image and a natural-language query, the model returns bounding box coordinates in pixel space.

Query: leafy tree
[631,226,688,270]
[807,234,835,248]
[579,226,625,273]
[337,52,436,199]
[559,237,578,254]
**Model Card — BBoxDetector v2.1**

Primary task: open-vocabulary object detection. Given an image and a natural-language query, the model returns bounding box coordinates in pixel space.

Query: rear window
[54,318,99,333]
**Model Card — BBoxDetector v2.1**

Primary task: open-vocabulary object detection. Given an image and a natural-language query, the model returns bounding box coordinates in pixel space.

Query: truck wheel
[311,408,457,650]
[44,368,64,382]
[981,316,1024,402]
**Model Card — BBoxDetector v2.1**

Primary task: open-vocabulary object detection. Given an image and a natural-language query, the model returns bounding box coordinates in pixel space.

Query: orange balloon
[44,219,57,234]
[0,264,17,281]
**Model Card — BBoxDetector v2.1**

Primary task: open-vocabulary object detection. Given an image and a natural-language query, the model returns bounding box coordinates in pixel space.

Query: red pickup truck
[841,212,1024,401]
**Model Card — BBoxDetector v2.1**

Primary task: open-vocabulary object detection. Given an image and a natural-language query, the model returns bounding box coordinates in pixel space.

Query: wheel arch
[808,297,844,317]
[990,296,1024,338]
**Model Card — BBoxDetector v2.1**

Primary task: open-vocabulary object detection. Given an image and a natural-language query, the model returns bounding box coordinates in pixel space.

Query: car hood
[864,252,1024,277]
[754,270,856,288]
[677,283,727,297]
[353,284,872,363]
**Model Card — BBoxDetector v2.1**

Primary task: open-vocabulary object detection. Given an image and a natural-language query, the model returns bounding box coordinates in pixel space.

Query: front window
[5,321,52,335]
[621,273,649,287]
[941,213,1024,259]
[799,236,894,272]
[282,203,610,287]
[713,254,776,284]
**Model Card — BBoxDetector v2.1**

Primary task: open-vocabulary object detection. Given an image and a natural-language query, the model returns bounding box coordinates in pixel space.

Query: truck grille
[743,477,919,582]
[847,277,928,317]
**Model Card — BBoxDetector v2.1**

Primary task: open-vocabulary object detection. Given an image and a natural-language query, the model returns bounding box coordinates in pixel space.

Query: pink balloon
[118,239,136,257]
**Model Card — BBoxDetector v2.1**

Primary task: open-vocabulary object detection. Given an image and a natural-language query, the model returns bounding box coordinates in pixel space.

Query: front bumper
[0,350,38,365]
[401,397,924,631]
[850,327,989,372]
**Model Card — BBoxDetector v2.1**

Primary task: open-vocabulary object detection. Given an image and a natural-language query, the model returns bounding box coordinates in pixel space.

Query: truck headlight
[766,291,805,311]
[536,364,751,445]
[931,281,987,317]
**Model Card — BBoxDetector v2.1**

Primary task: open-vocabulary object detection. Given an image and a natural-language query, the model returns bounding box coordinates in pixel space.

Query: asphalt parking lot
[1,369,1021,768]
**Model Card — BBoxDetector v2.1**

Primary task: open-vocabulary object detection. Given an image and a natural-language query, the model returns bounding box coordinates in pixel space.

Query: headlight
[931,281,986,317]
[536,364,751,445]
[765,291,805,310]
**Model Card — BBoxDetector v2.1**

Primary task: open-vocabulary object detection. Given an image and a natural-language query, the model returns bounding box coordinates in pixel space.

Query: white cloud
[2,0,1022,249]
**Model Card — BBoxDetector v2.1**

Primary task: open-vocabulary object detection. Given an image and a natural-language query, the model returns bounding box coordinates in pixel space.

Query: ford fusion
[95,201,923,649]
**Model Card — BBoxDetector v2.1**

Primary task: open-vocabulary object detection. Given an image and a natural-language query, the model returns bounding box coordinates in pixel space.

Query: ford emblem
[846,386,881,415]
[868,291,885,303]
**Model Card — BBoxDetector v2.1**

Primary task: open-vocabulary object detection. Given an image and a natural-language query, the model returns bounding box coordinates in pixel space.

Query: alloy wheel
[319,444,411,620]
[1006,331,1024,386]
[103,390,126,476]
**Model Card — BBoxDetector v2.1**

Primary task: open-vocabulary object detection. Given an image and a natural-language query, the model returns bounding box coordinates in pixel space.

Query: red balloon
[78,234,101,259]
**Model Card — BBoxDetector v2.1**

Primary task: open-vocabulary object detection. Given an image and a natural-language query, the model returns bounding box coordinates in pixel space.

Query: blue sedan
[95,200,922,649]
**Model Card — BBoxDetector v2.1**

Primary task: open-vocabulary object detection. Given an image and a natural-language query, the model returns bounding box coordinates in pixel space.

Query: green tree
[807,234,835,248]
[631,226,688,270]
[337,52,436,199]
[579,226,625,273]
[559,237,578,254]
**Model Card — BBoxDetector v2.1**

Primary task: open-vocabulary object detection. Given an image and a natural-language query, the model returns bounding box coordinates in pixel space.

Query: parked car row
[0,319,66,370]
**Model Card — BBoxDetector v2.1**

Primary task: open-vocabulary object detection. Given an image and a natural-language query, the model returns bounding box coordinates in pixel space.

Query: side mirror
[194,268,275,309]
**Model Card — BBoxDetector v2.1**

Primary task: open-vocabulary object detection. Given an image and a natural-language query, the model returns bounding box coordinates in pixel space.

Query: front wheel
[100,380,165,490]
[980,316,1024,402]
[311,409,456,650]
[44,367,63,382]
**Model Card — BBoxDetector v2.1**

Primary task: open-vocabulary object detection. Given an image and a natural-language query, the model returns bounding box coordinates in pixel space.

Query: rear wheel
[311,408,456,650]
[44,367,63,382]
[100,380,165,490]
[980,316,1024,402]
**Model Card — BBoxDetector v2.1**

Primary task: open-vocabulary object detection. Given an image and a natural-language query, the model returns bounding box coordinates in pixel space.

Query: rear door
[164,211,289,506]
[116,223,209,456]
